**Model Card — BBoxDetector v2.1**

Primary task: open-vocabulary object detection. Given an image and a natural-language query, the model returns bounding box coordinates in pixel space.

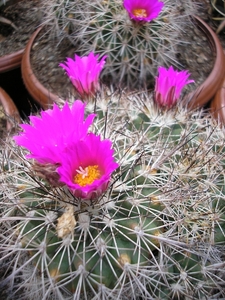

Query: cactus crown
[43,0,197,89]
[1,90,225,299]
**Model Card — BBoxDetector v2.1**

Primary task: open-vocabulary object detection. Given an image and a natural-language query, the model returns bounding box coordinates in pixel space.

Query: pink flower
[14,101,95,164]
[123,0,164,22]
[154,66,194,108]
[57,133,119,200]
[59,52,107,97]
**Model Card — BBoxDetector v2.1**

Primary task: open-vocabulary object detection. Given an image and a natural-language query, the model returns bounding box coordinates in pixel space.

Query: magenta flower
[57,133,119,200]
[123,0,164,22]
[154,66,194,108]
[14,101,95,164]
[59,52,107,97]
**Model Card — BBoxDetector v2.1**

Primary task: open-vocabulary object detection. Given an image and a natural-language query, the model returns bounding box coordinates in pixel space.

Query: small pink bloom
[59,52,107,97]
[57,133,119,200]
[123,0,164,22]
[14,101,95,164]
[154,66,194,108]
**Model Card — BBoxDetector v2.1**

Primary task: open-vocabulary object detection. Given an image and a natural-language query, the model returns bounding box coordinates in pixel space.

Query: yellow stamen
[74,165,101,186]
[132,8,147,18]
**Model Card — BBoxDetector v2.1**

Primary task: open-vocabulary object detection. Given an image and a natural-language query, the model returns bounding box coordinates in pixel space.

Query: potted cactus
[21,0,225,110]
[1,64,225,299]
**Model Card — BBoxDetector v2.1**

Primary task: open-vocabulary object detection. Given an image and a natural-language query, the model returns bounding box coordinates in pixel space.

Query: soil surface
[0,0,42,56]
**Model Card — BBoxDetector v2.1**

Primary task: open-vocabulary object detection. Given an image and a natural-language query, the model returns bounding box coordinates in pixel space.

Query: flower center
[132,8,148,18]
[74,165,101,186]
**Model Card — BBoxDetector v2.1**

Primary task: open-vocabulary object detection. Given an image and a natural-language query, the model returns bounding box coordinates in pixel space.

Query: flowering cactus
[123,0,164,22]
[59,52,107,98]
[154,66,194,108]
[1,89,225,299]
[43,0,197,89]
[13,101,118,199]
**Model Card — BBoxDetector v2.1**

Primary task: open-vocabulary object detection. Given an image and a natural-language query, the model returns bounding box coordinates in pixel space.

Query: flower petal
[57,133,119,200]
[154,66,194,108]
[60,52,107,97]
[14,101,96,164]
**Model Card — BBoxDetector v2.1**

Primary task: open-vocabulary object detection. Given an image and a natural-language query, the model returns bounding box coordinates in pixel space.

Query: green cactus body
[1,93,225,299]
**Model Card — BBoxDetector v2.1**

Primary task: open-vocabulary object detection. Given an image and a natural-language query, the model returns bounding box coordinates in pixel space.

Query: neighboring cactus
[210,0,225,34]
[1,89,225,299]
[0,0,8,6]
[43,0,197,88]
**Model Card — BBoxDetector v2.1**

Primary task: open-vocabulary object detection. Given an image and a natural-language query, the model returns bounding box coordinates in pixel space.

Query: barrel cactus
[43,0,197,88]
[1,83,225,299]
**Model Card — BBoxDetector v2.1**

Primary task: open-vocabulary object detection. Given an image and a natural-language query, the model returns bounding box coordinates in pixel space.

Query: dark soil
[0,0,42,56]
[0,0,42,139]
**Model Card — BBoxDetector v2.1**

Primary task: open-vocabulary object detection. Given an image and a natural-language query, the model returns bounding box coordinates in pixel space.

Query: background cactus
[210,0,225,33]
[1,91,225,299]
[42,0,197,89]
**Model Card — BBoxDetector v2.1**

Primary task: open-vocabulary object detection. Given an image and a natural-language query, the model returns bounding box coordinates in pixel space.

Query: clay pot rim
[22,16,225,110]
[0,49,24,73]
[186,15,225,109]
[0,87,21,131]
[21,26,60,110]
[210,50,225,125]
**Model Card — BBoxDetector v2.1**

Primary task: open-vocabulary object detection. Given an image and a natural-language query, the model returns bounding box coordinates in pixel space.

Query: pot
[210,51,225,125]
[0,49,24,73]
[21,26,60,110]
[0,86,21,131]
[21,16,225,110]
[187,15,225,109]
[0,0,25,73]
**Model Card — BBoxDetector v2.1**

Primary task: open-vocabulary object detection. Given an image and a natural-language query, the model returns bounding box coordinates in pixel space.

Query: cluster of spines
[0,92,225,299]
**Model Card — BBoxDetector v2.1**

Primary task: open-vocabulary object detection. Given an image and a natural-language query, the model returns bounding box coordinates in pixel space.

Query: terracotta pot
[187,15,225,109]
[21,17,225,110]
[21,26,60,110]
[0,49,24,73]
[210,51,225,124]
[0,87,21,131]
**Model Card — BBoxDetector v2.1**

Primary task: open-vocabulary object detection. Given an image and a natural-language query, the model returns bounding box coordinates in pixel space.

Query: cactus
[0,89,225,299]
[210,0,225,34]
[43,0,197,89]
